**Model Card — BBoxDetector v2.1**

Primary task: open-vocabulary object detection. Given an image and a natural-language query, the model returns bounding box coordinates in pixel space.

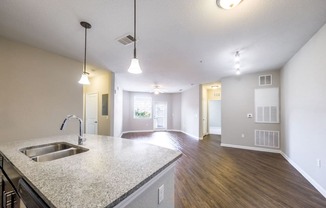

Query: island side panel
[116,163,175,208]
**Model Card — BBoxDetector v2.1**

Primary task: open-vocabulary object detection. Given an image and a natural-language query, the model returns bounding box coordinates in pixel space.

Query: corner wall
[281,24,326,195]
[0,37,83,141]
[181,86,200,139]
[221,70,281,149]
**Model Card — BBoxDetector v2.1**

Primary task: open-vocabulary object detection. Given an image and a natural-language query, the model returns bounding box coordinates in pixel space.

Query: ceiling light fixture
[153,86,161,95]
[217,0,243,10]
[78,21,92,85]
[234,51,240,62]
[128,0,142,74]
[234,51,241,75]
[211,85,220,89]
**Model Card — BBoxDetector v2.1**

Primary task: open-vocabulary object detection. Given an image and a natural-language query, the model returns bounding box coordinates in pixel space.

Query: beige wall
[0,37,83,142]
[221,70,281,148]
[207,88,221,100]
[84,70,112,136]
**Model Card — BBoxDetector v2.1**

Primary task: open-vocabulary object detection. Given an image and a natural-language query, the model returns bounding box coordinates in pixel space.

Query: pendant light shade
[79,72,90,85]
[128,0,142,74]
[217,0,243,10]
[128,58,142,74]
[79,21,92,85]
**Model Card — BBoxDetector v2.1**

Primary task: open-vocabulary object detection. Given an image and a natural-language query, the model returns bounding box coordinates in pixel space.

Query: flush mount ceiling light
[211,85,220,89]
[78,21,92,85]
[128,0,142,74]
[217,0,243,10]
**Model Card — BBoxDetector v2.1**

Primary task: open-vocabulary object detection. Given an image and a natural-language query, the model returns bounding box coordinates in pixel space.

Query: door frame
[153,102,168,131]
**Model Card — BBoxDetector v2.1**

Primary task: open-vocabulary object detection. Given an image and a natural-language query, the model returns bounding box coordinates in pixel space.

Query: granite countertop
[0,134,182,208]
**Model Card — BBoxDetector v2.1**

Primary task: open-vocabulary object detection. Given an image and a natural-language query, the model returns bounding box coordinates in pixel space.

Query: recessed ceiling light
[217,0,243,10]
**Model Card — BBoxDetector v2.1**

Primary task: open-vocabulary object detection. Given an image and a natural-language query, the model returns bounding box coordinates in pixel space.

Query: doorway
[85,93,98,134]
[208,100,221,135]
[153,102,167,130]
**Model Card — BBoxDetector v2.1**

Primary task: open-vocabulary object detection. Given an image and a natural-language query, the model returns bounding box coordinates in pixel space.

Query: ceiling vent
[117,35,135,45]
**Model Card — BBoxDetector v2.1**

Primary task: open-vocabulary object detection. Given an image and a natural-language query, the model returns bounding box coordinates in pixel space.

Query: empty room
[1,0,326,207]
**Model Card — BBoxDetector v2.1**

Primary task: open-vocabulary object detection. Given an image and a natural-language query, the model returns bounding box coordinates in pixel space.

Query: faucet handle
[78,136,87,145]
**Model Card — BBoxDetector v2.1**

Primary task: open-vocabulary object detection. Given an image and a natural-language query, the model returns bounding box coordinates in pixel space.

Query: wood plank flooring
[122,131,326,208]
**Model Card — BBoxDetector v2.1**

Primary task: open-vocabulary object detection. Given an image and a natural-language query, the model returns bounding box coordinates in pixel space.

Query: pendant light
[78,21,92,85]
[128,0,142,74]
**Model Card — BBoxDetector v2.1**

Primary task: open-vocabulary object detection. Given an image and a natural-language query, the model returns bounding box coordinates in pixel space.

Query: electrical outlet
[158,184,164,204]
[317,159,321,168]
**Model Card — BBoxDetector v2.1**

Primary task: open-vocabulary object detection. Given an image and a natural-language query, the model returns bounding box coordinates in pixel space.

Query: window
[134,96,152,119]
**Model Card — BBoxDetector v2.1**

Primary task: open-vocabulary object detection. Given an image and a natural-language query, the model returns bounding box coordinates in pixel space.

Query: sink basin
[20,142,89,162]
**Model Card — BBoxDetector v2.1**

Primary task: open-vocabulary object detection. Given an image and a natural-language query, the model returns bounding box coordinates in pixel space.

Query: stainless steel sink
[20,142,89,162]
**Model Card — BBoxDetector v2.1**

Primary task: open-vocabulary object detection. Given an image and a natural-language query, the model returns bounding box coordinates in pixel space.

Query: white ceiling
[1,0,326,93]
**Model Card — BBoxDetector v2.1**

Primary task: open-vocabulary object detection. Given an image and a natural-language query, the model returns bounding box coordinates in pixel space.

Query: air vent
[255,130,279,148]
[259,74,272,86]
[255,88,279,123]
[117,35,135,45]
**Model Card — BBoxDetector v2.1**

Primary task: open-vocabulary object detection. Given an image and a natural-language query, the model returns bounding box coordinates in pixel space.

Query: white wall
[181,86,200,139]
[0,37,83,141]
[281,24,326,195]
[172,93,181,130]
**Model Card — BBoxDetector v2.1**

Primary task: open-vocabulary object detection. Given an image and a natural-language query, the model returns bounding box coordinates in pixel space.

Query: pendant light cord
[84,26,87,73]
[133,0,137,58]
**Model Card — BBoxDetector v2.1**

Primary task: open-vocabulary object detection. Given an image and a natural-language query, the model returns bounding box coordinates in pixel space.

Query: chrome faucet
[60,115,86,145]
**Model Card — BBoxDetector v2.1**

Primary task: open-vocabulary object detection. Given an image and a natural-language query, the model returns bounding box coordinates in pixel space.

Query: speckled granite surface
[0,134,182,208]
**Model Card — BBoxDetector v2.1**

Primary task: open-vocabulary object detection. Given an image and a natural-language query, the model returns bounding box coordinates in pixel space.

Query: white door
[86,93,98,134]
[153,102,167,130]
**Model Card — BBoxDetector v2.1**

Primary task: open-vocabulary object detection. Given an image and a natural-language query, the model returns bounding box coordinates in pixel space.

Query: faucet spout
[60,115,86,145]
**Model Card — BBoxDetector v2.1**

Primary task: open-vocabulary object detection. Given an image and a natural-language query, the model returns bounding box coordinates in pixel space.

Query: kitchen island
[0,134,182,208]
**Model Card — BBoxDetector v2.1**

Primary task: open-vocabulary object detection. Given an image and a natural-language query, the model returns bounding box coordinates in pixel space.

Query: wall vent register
[254,88,279,123]
[255,130,279,148]
[259,74,272,86]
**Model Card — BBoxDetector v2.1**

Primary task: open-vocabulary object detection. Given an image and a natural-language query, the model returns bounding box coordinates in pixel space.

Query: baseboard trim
[220,143,281,153]
[179,131,199,140]
[280,152,326,198]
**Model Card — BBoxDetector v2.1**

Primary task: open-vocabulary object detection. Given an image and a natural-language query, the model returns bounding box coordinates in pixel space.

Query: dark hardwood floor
[122,131,326,208]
